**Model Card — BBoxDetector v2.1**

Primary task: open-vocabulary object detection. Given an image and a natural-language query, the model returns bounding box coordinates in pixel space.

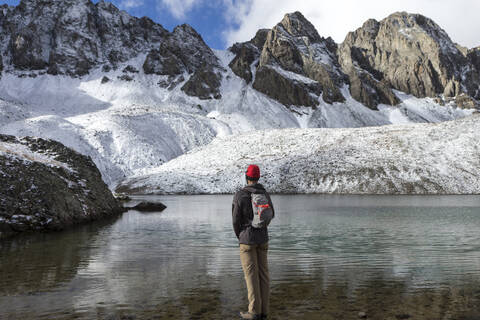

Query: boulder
[130,201,167,212]
[0,134,123,238]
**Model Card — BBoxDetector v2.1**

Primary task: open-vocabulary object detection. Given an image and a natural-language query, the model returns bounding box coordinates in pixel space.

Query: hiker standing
[232,164,275,320]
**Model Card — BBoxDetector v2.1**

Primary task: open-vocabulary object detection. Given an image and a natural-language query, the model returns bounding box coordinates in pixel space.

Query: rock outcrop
[181,67,222,100]
[228,29,269,83]
[338,12,480,108]
[143,24,223,98]
[252,12,347,106]
[0,134,123,238]
[467,47,480,79]
[253,66,322,107]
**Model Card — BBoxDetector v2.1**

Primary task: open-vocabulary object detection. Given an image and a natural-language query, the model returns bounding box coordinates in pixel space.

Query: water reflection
[0,214,122,296]
[1,194,480,319]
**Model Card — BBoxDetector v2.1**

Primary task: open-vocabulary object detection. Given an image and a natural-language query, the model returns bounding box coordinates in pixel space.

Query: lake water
[1,195,480,319]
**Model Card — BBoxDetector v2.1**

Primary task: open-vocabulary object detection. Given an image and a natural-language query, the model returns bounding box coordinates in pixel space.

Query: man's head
[245,164,260,184]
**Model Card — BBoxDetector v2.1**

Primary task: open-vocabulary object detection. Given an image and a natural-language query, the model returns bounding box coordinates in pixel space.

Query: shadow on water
[0,213,123,296]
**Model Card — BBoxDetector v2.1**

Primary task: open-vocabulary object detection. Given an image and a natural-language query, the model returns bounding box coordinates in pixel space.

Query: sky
[1,0,479,50]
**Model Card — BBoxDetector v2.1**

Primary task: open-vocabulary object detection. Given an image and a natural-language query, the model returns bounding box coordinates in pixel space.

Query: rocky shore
[0,134,124,238]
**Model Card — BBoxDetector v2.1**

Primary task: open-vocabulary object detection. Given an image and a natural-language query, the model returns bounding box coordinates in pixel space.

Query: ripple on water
[1,195,480,319]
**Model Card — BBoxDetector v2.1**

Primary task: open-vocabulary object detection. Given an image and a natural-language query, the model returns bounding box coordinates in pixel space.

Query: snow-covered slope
[117,114,480,195]
[0,50,475,188]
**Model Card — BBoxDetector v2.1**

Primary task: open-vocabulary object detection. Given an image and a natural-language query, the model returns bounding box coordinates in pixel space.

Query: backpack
[250,193,273,228]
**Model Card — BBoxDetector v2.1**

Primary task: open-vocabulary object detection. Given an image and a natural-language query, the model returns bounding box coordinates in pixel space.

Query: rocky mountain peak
[383,12,459,55]
[279,11,322,43]
[173,24,201,39]
[250,11,347,107]
[338,11,480,108]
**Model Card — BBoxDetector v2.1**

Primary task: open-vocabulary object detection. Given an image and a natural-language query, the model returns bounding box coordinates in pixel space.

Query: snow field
[118,114,480,194]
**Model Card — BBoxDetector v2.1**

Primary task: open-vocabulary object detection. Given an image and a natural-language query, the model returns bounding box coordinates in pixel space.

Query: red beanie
[246,164,260,180]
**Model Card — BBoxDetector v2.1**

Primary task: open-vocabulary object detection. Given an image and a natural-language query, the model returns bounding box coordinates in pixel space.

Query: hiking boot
[239,311,260,319]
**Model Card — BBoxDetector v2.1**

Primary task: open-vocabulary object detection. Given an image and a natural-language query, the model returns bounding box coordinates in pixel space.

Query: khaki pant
[239,243,270,315]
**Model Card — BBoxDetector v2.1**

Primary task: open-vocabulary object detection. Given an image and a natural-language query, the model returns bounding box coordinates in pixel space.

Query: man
[232,164,275,320]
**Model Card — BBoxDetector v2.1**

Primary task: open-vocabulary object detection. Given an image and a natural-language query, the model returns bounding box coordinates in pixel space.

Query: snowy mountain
[0,0,479,192]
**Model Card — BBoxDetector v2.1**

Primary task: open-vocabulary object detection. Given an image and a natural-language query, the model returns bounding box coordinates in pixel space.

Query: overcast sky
[2,0,479,49]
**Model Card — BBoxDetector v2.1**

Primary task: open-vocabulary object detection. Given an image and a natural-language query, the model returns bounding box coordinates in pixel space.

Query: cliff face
[338,12,480,108]
[0,134,123,238]
[252,12,347,107]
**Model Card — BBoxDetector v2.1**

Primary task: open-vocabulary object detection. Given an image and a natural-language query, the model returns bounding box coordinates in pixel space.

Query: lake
[1,195,480,319]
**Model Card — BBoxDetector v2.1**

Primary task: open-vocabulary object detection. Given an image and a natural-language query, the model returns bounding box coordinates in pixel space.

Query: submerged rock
[0,134,123,238]
[130,201,167,212]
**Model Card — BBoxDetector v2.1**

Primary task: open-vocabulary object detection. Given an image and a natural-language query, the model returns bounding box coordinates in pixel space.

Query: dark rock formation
[338,12,480,107]
[252,12,347,106]
[143,24,223,94]
[347,66,400,110]
[181,67,222,100]
[130,201,166,212]
[253,66,321,107]
[143,49,183,76]
[118,74,133,81]
[229,29,269,83]
[142,24,221,77]
[123,65,139,73]
[468,47,480,71]
[0,134,123,238]
[229,44,257,83]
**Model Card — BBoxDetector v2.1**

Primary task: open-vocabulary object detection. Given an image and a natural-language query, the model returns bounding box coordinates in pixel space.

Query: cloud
[119,0,144,10]
[223,0,480,48]
[158,0,203,20]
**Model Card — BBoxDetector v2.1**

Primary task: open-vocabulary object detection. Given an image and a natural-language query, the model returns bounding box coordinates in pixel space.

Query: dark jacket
[232,183,275,245]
